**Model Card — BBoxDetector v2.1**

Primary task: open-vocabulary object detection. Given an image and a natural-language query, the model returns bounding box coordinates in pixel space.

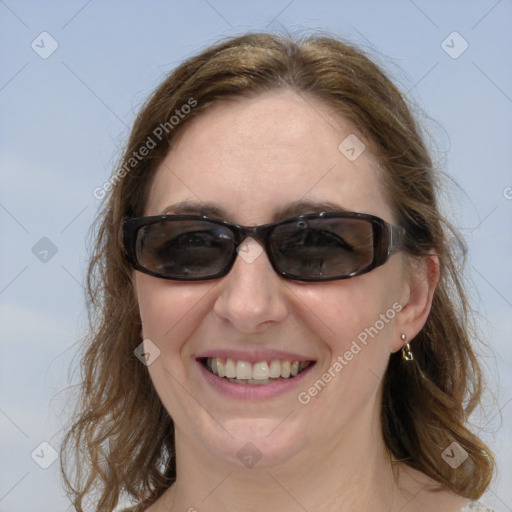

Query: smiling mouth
[199,357,314,385]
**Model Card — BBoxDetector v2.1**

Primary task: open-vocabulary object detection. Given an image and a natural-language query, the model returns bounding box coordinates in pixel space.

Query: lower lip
[195,360,315,400]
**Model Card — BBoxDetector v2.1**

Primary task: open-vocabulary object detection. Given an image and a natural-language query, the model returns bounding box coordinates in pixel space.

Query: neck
[159,413,401,512]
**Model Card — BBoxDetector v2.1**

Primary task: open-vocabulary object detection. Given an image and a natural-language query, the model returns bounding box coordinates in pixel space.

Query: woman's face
[135,90,413,470]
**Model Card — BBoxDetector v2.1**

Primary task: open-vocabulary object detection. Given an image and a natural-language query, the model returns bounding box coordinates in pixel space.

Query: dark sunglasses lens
[135,220,234,278]
[271,217,375,278]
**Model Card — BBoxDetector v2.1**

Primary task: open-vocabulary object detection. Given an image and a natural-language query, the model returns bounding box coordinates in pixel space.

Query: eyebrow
[161,201,229,218]
[277,199,349,219]
[160,199,349,223]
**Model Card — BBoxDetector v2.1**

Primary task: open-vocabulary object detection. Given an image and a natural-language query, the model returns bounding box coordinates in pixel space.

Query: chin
[227,417,308,467]
[181,411,311,470]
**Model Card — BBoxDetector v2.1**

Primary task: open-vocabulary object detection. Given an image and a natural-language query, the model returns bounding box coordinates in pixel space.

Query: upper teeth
[206,358,311,380]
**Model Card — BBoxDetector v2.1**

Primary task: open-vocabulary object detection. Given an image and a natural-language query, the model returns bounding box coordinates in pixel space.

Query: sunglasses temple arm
[388,225,406,255]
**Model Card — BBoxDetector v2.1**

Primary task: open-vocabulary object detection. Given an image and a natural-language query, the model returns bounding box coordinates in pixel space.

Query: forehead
[145,90,393,223]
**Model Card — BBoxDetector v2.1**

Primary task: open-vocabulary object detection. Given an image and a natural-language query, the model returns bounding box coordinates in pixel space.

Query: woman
[61,33,495,512]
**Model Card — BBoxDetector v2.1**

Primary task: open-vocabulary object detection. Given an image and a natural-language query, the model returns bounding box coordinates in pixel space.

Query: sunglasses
[122,212,405,282]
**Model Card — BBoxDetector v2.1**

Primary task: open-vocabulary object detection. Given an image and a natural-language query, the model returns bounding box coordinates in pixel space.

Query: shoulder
[457,502,496,512]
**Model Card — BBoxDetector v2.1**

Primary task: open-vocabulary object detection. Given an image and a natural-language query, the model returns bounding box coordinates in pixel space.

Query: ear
[391,254,440,353]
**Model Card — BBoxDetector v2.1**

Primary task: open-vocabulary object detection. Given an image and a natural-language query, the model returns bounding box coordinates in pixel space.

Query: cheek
[293,282,401,431]
[135,275,216,359]
[302,267,403,387]
[305,274,400,349]
[135,276,219,417]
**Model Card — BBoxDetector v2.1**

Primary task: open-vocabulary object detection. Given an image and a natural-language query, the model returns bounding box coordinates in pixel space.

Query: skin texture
[134,90,467,512]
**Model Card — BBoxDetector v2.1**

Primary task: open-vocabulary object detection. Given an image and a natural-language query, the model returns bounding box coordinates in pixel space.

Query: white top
[458,503,495,511]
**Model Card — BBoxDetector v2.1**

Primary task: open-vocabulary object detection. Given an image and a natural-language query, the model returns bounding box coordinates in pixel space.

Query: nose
[213,237,289,334]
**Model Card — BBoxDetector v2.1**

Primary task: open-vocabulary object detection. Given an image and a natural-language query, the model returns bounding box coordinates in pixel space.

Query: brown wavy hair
[60,32,494,511]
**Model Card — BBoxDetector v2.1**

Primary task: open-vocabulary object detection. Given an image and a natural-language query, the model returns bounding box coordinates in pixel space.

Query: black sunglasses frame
[122,212,405,282]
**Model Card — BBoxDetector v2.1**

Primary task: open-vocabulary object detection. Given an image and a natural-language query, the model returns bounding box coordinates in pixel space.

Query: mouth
[198,357,315,386]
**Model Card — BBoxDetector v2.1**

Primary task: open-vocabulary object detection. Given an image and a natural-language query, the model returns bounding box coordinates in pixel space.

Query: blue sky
[1,1,511,511]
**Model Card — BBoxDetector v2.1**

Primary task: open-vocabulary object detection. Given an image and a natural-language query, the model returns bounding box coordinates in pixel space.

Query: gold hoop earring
[401,333,414,361]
